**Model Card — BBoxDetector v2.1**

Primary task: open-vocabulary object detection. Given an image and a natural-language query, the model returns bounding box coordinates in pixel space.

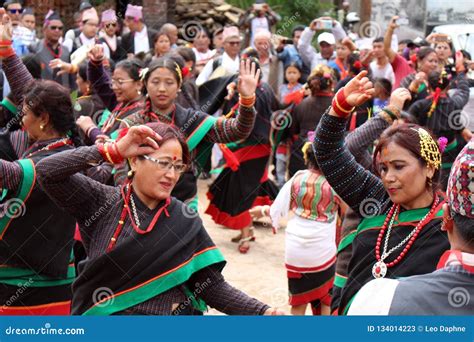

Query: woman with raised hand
[76,45,144,143]
[0,9,81,315]
[313,70,450,314]
[36,123,283,316]
[115,57,259,208]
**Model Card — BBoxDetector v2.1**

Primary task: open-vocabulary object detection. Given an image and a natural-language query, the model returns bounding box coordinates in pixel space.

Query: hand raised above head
[342,70,375,107]
[238,58,261,97]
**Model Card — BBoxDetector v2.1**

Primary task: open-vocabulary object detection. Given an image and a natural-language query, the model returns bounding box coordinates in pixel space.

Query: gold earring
[127,170,135,178]
[40,125,44,130]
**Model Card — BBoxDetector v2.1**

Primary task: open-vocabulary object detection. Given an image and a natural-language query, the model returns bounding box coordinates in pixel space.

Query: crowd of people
[0,0,473,316]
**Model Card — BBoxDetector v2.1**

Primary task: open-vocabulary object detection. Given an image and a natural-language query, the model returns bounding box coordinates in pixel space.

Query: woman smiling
[36,123,283,316]
[313,71,450,314]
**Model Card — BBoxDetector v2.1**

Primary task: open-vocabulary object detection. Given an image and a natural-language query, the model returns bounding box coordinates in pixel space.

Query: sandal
[231,227,256,243]
[238,236,253,254]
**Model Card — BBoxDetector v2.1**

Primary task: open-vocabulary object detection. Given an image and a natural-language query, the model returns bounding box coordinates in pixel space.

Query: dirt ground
[195,177,296,315]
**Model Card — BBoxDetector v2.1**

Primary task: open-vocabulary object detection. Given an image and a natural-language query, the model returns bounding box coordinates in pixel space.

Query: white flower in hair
[139,67,149,81]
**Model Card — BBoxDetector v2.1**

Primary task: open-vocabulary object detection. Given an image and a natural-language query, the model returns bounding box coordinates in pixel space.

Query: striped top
[291,170,341,223]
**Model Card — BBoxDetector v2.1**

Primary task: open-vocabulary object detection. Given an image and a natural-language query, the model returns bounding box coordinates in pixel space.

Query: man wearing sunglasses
[4,0,35,56]
[98,9,124,63]
[29,11,75,89]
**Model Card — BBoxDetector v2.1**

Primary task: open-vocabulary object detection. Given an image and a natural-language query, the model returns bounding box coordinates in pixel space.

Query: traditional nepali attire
[206,82,280,229]
[408,74,470,189]
[36,146,270,315]
[270,169,341,314]
[29,39,75,89]
[0,54,76,315]
[86,59,144,142]
[116,98,256,205]
[314,110,450,315]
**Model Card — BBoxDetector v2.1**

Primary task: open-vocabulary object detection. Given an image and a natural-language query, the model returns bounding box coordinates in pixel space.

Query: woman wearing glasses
[36,123,283,316]
[75,47,144,143]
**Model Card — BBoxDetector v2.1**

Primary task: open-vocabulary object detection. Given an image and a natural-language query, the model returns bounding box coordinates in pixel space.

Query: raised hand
[88,44,105,62]
[342,70,375,107]
[0,9,12,41]
[238,58,260,97]
[49,59,73,76]
[115,125,162,159]
[389,88,412,111]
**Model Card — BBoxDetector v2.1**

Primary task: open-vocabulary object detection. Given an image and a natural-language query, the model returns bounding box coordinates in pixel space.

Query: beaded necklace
[106,182,170,252]
[372,195,441,278]
[23,137,73,159]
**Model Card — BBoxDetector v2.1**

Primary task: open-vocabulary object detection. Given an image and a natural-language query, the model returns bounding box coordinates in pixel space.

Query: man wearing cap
[348,140,474,315]
[98,9,123,62]
[120,4,158,59]
[298,17,347,71]
[64,2,92,43]
[196,26,241,86]
[29,11,75,89]
[238,1,280,48]
[64,7,109,59]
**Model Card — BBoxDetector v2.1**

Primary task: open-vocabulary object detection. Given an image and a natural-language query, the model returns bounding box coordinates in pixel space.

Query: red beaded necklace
[23,138,73,159]
[106,181,170,252]
[372,195,441,278]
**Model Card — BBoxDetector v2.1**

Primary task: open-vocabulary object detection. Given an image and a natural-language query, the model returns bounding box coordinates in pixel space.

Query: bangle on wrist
[331,89,354,117]
[382,108,398,121]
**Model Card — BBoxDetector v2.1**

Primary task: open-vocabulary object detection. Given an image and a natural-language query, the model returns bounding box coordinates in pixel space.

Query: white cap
[317,32,335,45]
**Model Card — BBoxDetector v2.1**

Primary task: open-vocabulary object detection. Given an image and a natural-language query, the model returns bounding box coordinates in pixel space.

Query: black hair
[141,122,190,166]
[453,213,474,247]
[162,54,199,110]
[23,80,82,146]
[305,144,320,170]
[291,25,305,38]
[373,37,384,44]
[145,57,182,88]
[78,62,88,82]
[176,47,196,66]
[374,78,392,97]
[21,54,41,79]
[428,70,450,91]
[284,61,302,83]
[153,30,171,45]
[115,59,143,81]
[415,47,436,70]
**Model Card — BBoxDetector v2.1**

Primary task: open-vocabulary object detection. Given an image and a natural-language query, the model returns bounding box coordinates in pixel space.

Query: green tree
[227,0,334,37]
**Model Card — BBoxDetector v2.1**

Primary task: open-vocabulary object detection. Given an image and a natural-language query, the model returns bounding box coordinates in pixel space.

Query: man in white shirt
[298,17,347,71]
[4,0,35,55]
[369,37,395,85]
[253,29,282,95]
[196,26,241,86]
[63,7,109,60]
